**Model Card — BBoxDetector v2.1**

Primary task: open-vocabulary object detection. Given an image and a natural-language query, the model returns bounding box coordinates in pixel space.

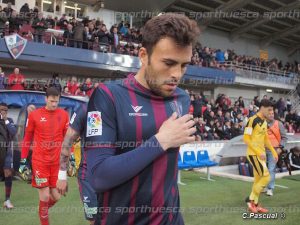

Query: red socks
[39,200,49,225]
[48,198,57,209]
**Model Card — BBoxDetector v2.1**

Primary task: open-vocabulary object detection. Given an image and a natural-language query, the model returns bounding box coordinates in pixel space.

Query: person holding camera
[0,102,17,209]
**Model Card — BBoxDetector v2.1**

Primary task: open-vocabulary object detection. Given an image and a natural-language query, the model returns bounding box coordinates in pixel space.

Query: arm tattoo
[60,127,80,171]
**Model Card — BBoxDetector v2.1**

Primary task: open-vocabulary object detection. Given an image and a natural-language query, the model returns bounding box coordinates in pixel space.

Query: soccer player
[20,87,69,225]
[264,109,287,196]
[86,14,200,225]
[0,102,17,209]
[57,104,98,225]
[243,99,278,213]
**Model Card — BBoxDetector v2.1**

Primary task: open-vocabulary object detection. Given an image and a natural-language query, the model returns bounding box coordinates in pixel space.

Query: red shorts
[31,162,59,188]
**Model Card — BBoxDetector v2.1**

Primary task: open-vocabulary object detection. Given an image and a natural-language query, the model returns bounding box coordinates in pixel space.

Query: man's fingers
[185,119,196,129]
[187,127,197,136]
[176,114,193,123]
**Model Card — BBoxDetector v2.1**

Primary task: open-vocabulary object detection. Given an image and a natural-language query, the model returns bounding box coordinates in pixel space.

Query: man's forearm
[59,128,79,171]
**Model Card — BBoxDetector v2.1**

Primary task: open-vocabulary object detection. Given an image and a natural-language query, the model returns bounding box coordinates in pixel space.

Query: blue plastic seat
[178,153,190,169]
[197,150,218,167]
[183,151,206,168]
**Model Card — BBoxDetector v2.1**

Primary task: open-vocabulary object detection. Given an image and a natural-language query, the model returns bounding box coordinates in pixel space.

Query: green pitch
[1,171,299,225]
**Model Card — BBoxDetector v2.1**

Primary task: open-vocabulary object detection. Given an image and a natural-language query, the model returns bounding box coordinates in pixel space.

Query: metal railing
[223,61,297,82]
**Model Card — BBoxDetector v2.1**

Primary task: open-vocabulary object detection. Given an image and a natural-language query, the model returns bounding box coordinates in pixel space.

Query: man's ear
[139,47,148,66]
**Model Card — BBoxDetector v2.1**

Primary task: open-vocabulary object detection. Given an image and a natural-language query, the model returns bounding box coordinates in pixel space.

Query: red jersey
[67,82,79,95]
[8,73,25,90]
[21,107,69,165]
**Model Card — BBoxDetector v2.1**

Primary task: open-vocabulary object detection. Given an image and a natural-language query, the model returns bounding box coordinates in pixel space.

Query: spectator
[254,96,260,107]
[20,3,30,14]
[45,15,55,28]
[231,123,242,138]
[62,86,71,95]
[286,99,292,112]
[80,78,94,97]
[7,68,25,90]
[8,10,22,34]
[94,24,111,52]
[223,119,232,140]
[63,24,74,47]
[0,67,5,90]
[276,97,286,118]
[73,22,86,48]
[110,26,120,53]
[3,2,13,17]
[48,73,62,93]
[237,96,245,108]
[32,13,47,43]
[215,49,225,62]
[67,76,79,95]
[58,14,68,30]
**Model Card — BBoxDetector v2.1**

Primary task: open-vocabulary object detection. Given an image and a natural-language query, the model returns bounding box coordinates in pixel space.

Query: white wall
[200,27,290,63]
[85,8,116,28]
[0,0,36,11]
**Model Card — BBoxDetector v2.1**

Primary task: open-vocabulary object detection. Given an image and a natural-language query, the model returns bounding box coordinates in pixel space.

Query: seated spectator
[231,123,242,138]
[67,76,79,95]
[223,119,232,140]
[0,67,5,90]
[7,68,25,90]
[62,86,71,95]
[80,78,94,97]
[288,147,300,171]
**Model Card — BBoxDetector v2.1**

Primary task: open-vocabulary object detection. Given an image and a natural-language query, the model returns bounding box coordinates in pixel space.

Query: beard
[144,67,178,98]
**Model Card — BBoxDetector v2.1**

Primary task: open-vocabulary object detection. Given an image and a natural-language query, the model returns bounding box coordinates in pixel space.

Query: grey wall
[199,28,291,64]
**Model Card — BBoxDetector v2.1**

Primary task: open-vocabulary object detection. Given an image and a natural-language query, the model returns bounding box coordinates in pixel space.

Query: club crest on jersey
[5,34,27,59]
[170,101,183,117]
[87,111,102,137]
[129,105,148,117]
[40,117,47,122]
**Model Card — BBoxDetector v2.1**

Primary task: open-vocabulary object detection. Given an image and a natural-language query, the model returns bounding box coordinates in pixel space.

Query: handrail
[223,61,296,78]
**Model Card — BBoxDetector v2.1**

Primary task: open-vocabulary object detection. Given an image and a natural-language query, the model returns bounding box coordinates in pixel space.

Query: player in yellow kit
[243,99,278,213]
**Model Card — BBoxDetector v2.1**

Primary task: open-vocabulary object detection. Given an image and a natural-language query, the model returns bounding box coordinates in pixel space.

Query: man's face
[141,37,192,97]
[14,68,19,74]
[45,96,60,111]
[261,106,273,119]
[0,106,8,120]
[266,109,274,121]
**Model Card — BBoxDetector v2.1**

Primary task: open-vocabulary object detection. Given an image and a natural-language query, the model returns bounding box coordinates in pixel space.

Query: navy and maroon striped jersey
[85,74,190,225]
[69,104,89,180]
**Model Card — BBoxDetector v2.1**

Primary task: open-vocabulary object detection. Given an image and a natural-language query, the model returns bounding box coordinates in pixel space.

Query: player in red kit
[19,87,69,225]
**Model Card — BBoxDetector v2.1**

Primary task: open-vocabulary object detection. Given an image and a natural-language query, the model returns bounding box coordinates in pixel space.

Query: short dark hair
[259,99,273,108]
[46,87,60,97]
[142,13,200,57]
[0,102,8,108]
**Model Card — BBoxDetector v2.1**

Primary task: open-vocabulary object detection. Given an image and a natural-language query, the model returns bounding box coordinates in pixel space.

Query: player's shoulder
[174,87,190,99]
[56,108,69,117]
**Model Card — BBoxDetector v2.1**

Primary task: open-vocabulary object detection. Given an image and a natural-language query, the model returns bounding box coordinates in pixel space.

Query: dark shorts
[3,149,13,169]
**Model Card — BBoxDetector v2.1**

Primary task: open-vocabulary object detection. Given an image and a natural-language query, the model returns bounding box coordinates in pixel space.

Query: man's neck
[135,69,150,90]
[257,112,265,120]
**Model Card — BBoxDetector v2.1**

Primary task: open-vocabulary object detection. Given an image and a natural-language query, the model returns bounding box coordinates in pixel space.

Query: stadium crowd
[188,91,299,141]
[1,65,299,140]
[0,2,299,74]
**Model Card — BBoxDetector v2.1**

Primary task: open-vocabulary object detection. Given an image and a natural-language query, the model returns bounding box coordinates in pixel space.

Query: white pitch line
[274,184,289,189]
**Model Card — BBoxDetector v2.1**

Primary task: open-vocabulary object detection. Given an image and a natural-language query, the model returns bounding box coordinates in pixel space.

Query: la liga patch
[87,111,102,137]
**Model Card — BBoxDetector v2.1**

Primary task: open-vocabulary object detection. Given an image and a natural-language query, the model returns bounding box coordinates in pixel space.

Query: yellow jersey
[243,113,277,157]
